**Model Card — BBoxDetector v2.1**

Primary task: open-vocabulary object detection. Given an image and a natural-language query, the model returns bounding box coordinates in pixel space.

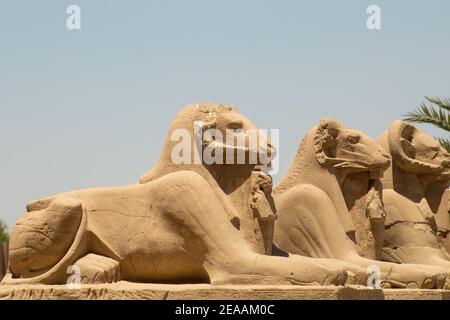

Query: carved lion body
[7,178,219,284]
[378,120,450,267]
[3,104,358,286]
[274,119,448,289]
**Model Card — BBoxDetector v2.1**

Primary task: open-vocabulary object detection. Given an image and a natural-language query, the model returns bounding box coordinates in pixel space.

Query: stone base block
[383,289,450,300]
[1,282,449,300]
[0,282,383,300]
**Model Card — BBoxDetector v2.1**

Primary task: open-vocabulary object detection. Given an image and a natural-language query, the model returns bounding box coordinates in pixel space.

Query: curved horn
[314,118,342,167]
[388,120,442,174]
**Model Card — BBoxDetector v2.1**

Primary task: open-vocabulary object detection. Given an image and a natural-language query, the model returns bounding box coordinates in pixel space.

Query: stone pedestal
[383,289,450,300]
[2,282,450,300]
[0,282,386,300]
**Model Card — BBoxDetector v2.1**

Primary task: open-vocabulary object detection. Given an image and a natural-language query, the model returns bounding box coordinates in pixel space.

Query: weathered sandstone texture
[2,105,450,300]
[274,119,450,289]
[378,121,450,267]
[0,283,384,300]
[2,104,365,288]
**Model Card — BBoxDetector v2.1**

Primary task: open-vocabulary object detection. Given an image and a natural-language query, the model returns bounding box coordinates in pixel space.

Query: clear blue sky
[1,0,449,230]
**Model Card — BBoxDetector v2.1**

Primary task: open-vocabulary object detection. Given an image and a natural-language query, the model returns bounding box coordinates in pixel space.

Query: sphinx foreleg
[5,195,86,284]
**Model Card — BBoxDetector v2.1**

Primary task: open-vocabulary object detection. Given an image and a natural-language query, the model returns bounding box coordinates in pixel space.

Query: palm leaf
[404,101,450,132]
[0,220,8,242]
[425,96,450,113]
[403,96,450,152]
[435,137,450,153]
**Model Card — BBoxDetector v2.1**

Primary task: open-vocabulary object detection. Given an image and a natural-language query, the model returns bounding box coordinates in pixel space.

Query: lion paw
[73,254,121,284]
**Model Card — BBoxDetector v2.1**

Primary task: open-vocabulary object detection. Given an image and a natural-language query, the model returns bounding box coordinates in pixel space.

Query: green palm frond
[404,96,450,132]
[436,137,450,153]
[403,96,450,152]
[425,96,450,112]
[0,220,8,242]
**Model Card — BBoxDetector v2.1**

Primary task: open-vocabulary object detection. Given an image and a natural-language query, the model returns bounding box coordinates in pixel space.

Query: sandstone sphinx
[2,104,367,287]
[273,118,448,289]
[377,120,450,267]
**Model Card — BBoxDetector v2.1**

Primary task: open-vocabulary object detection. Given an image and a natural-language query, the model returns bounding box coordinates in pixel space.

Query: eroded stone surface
[378,121,450,268]
[273,118,450,289]
[3,282,450,300]
[0,282,384,300]
[2,104,362,288]
[3,106,450,298]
